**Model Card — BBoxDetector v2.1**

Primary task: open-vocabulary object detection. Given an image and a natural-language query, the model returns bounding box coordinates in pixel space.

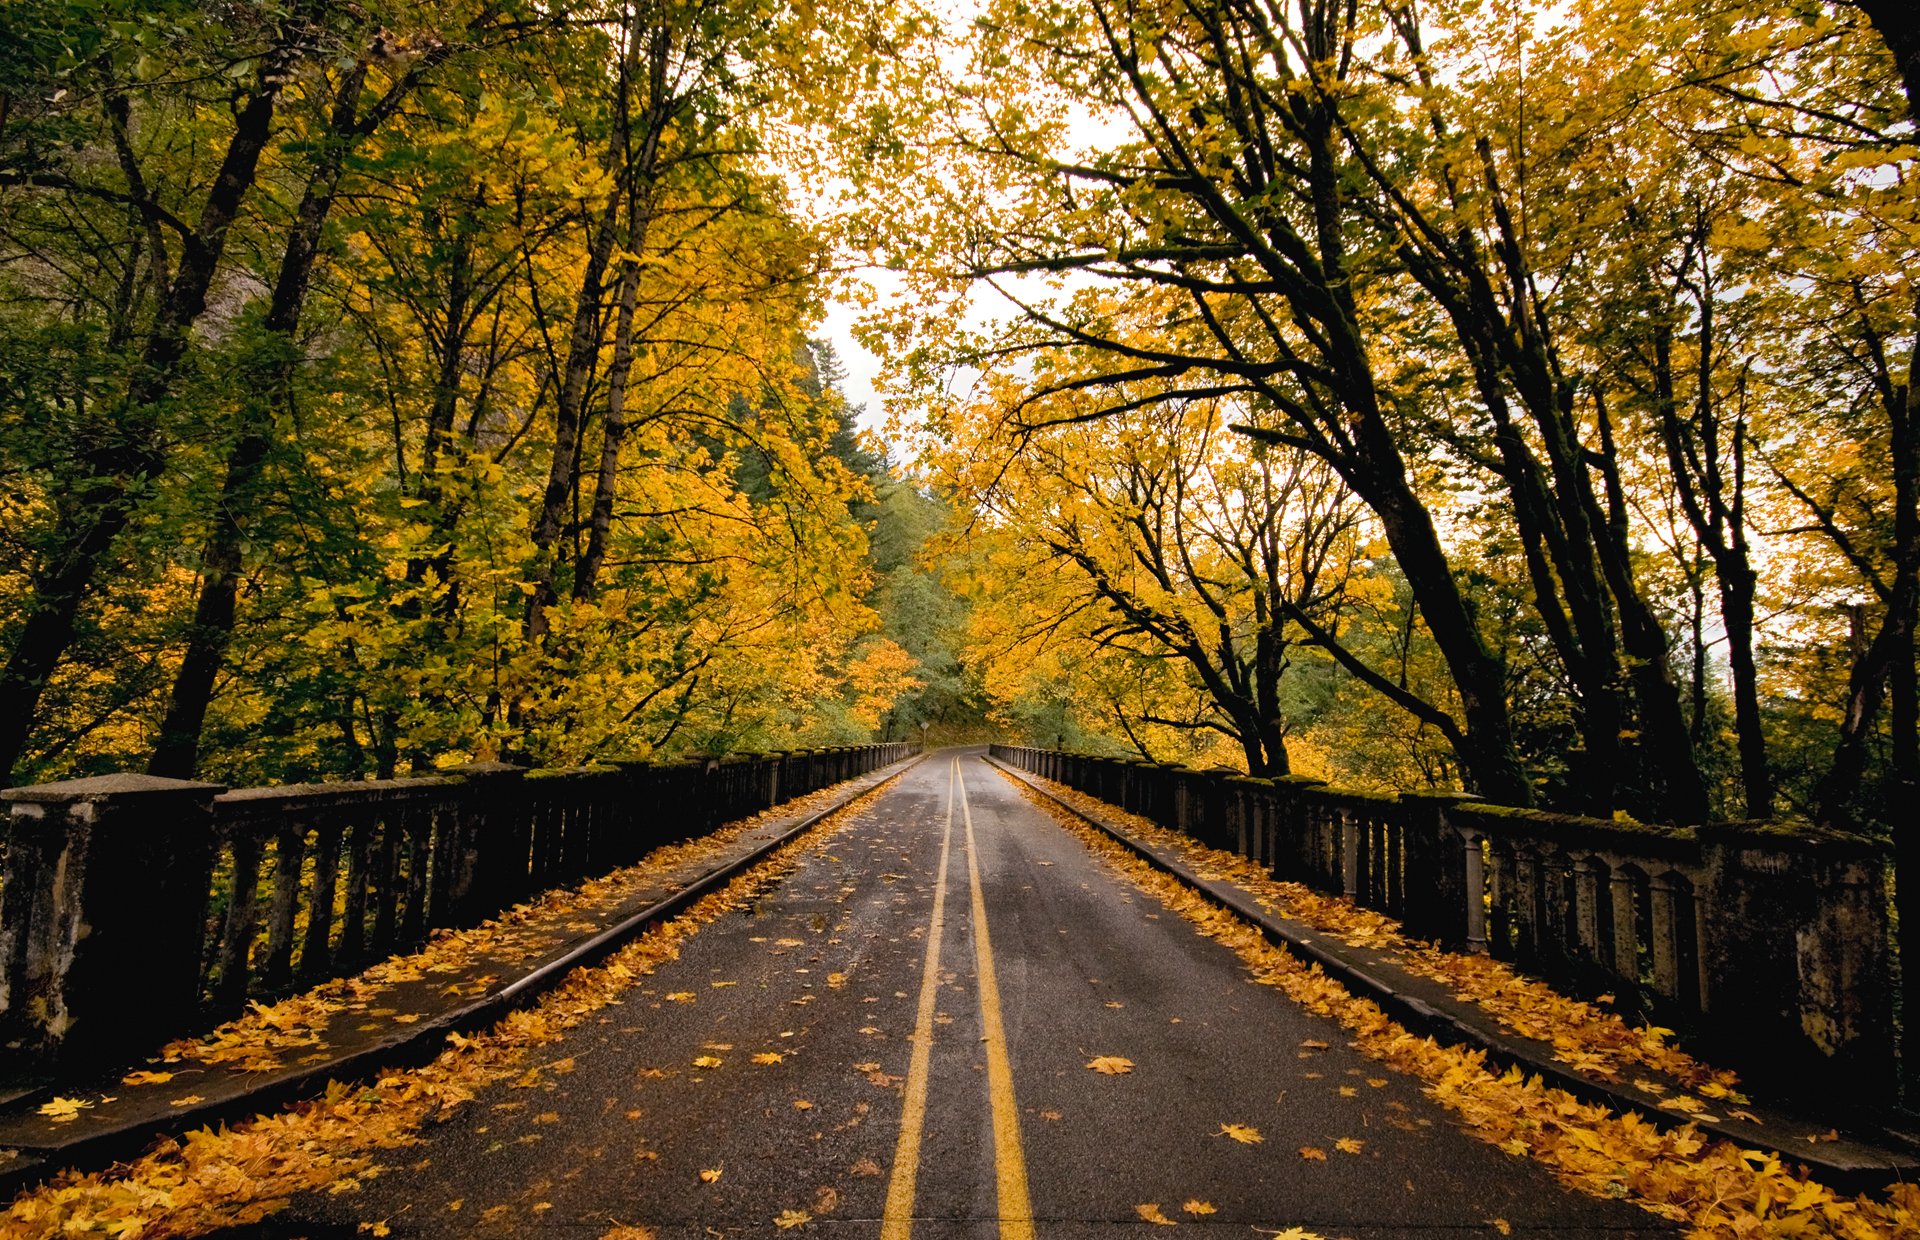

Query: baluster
[302,820,345,980]
[213,829,265,1008]
[1462,831,1487,953]
[259,821,306,989]
[1385,817,1405,916]
[427,801,457,930]
[1648,870,1700,1010]
[1571,856,1606,967]
[401,804,431,946]
[1340,807,1360,900]
[1486,839,1514,958]
[1510,845,1541,959]
[1608,862,1642,986]
[370,810,401,953]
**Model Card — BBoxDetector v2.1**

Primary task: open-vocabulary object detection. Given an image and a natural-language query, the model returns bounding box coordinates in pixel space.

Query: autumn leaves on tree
[0,0,932,784]
[880,0,1918,843]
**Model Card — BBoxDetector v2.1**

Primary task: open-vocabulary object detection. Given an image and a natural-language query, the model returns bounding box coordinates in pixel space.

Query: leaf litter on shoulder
[0,786,891,1240]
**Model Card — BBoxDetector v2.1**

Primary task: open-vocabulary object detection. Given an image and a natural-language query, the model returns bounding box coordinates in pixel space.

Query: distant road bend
[233,747,1668,1238]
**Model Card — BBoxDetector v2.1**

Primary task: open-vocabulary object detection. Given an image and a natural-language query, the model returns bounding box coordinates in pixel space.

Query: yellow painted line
[880,759,956,1240]
[959,761,1037,1240]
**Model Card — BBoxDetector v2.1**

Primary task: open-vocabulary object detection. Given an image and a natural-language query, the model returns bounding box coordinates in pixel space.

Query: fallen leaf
[1334,1137,1365,1154]
[753,1052,785,1065]
[774,1208,812,1229]
[600,1228,656,1240]
[358,1223,391,1237]
[814,1186,840,1214]
[1086,1056,1134,1075]
[169,1095,205,1108]
[664,992,694,1002]
[1300,1039,1329,1050]
[850,1157,882,1176]
[1183,1200,1216,1216]
[1219,1123,1263,1144]
[699,1169,723,1184]
[1039,1109,1062,1121]
[1298,1146,1327,1161]
[1366,1078,1387,1088]
[1490,1219,1511,1236]
[691,1056,723,1069]
[532,1202,553,1214]
[793,1099,814,1110]
[37,1097,91,1122]
[1135,1203,1177,1226]
[121,1071,175,1086]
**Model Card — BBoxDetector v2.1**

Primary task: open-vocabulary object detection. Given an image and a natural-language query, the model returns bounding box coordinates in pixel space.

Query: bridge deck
[235,749,1665,1238]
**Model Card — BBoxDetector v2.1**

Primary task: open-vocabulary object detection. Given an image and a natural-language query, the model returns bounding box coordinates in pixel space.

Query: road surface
[229,749,1667,1238]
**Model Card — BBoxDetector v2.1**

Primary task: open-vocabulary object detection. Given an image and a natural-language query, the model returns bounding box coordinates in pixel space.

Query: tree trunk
[149,64,373,779]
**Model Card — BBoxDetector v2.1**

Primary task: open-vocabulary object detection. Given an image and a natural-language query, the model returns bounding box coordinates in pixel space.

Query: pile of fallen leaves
[1009,774,1920,1239]
[1033,779,1731,1096]
[0,782,891,1239]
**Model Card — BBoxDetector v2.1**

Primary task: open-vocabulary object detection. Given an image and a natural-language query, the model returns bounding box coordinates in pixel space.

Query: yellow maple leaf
[1183,1200,1217,1215]
[37,1097,91,1122]
[357,1223,391,1237]
[691,1056,723,1069]
[793,1099,814,1110]
[753,1052,784,1065]
[773,1208,812,1229]
[170,1094,205,1108]
[600,1227,656,1240]
[1135,1203,1177,1225]
[121,1070,175,1086]
[1219,1123,1262,1144]
[1334,1137,1364,1154]
[699,1169,722,1184]
[1086,1056,1134,1074]
[1298,1146,1327,1161]
[664,992,694,1002]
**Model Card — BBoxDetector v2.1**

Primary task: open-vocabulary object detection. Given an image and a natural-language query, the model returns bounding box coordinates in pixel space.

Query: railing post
[1397,790,1475,944]
[1697,824,1894,1100]
[450,762,530,922]
[0,774,224,1067]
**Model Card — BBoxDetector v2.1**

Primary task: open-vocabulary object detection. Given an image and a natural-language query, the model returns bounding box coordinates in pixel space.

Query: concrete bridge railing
[0,743,913,1072]
[989,745,1894,1106]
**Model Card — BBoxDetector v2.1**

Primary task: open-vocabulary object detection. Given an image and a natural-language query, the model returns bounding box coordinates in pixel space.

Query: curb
[0,754,924,1197]
[986,756,1919,1195]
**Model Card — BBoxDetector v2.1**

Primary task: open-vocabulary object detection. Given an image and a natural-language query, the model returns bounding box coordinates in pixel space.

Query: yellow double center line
[881,758,1035,1240]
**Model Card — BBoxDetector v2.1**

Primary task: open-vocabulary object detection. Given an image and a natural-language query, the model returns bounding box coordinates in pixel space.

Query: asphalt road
[232,749,1670,1239]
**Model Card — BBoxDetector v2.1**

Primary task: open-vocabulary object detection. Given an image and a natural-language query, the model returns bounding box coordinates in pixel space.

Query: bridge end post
[1397,790,1477,946]
[0,773,224,1070]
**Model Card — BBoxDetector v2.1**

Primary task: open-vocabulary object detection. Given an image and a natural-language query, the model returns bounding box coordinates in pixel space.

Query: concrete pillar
[0,774,224,1067]
[452,762,531,918]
